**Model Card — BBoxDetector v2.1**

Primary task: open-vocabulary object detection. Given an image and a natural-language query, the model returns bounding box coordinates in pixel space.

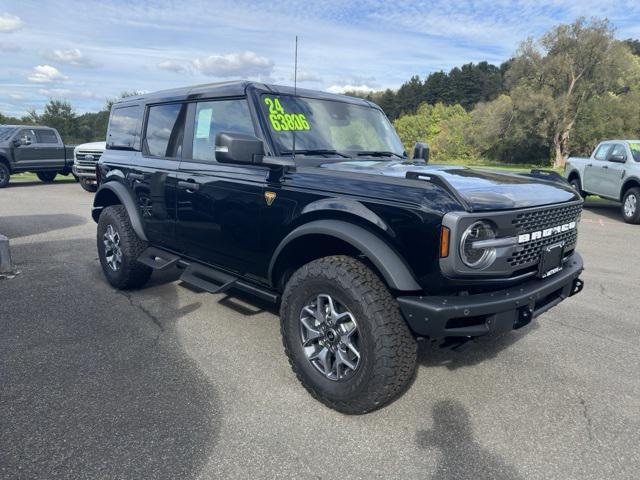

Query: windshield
[0,127,17,142]
[259,94,405,158]
[629,142,640,162]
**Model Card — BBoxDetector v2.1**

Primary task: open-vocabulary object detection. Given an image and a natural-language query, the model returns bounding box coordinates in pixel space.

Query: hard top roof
[112,80,375,108]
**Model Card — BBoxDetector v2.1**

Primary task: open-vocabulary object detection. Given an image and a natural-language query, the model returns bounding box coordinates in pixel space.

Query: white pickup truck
[565,140,640,223]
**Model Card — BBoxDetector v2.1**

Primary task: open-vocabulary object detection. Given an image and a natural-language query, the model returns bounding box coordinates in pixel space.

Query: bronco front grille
[508,203,582,268]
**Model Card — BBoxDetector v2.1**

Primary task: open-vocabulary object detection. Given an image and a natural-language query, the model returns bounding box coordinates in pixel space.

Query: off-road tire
[622,187,640,224]
[0,163,10,188]
[37,171,57,183]
[280,255,417,414]
[569,177,586,199]
[80,178,98,193]
[97,205,152,289]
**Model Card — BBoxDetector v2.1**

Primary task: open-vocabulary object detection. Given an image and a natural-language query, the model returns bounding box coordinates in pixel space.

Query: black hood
[319,161,579,211]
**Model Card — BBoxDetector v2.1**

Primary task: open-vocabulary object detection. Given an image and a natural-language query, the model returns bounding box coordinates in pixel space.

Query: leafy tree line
[0,92,140,145]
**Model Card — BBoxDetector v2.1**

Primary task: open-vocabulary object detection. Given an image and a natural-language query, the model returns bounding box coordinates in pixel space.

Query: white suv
[73,141,105,193]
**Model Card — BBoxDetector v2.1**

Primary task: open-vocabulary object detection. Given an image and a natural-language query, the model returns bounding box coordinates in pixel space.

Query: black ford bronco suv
[92,81,584,413]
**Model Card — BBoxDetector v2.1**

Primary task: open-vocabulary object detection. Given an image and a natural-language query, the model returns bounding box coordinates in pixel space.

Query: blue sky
[1,0,640,117]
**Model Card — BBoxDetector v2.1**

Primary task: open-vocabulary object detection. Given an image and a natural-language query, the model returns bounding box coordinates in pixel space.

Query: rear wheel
[80,178,98,193]
[280,256,417,414]
[97,205,152,289]
[622,187,640,224]
[0,163,10,188]
[36,171,57,183]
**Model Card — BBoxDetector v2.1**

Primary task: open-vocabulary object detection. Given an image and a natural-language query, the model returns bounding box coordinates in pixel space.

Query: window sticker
[196,108,213,138]
[264,96,310,132]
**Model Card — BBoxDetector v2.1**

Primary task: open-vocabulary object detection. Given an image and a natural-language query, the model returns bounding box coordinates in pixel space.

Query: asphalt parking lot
[1,181,639,480]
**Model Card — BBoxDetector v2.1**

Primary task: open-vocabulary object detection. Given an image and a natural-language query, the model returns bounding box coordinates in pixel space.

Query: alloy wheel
[299,293,361,381]
[103,224,123,271]
[624,193,637,218]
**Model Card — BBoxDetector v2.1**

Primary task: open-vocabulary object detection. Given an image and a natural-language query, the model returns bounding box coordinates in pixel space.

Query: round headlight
[460,220,497,269]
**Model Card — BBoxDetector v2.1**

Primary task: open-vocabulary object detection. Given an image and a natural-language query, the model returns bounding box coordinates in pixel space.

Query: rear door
[132,102,187,250]
[34,129,66,170]
[176,98,268,277]
[584,143,612,195]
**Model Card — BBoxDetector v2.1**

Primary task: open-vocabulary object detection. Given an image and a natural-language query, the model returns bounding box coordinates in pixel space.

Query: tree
[39,100,78,142]
[507,18,632,167]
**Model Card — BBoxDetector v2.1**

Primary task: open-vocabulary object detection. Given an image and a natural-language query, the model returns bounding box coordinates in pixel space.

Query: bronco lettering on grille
[517,221,576,244]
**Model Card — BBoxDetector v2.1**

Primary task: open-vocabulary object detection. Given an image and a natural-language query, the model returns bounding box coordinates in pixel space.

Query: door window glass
[35,129,58,143]
[145,103,187,158]
[107,105,142,150]
[192,99,255,162]
[608,144,626,159]
[594,144,610,161]
[18,129,36,144]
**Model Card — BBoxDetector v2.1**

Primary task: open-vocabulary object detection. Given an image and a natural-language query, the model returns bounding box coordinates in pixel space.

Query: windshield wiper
[282,149,351,158]
[356,151,405,159]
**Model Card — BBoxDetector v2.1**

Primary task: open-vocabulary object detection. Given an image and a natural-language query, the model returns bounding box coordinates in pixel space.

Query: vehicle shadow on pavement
[582,200,624,224]
[7,179,77,188]
[417,400,523,480]
[416,324,538,370]
[0,214,86,239]
[1,238,221,480]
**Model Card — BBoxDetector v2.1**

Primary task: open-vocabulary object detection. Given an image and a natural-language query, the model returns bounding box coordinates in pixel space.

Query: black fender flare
[92,181,148,241]
[268,219,421,292]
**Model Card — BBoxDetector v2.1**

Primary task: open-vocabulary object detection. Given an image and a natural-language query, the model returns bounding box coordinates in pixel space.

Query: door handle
[178,180,200,192]
[586,163,592,167]
[602,165,608,169]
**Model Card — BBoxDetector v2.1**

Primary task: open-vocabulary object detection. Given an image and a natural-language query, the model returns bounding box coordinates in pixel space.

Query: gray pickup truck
[565,140,640,223]
[0,125,76,188]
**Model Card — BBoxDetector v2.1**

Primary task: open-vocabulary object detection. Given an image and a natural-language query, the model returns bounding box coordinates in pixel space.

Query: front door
[34,129,65,170]
[599,143,628,199]
[176,98,269,278]
[12,129,41,171]
[130,102,188,249]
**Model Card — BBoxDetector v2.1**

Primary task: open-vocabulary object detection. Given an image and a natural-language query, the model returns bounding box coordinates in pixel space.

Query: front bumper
[72,164,96,179]
[398,252,584,338]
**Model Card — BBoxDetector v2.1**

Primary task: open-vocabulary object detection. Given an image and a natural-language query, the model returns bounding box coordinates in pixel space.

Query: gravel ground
[1,181,638,480]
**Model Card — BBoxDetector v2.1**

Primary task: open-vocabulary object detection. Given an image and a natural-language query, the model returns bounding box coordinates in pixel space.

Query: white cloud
[43,48,97,67]
[193,51,274,78]
[38,88,100,99]
[0,13,23,33]
[157,60,188,73]
[27,65,69,83]
[292,70,323,83]
[327,84,376,94]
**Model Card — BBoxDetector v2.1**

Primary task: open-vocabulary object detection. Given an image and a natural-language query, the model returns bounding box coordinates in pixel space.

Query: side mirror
[412,142,429,163]
[15,136,31,147]
[215,132,264,164]
[609,154,626,163]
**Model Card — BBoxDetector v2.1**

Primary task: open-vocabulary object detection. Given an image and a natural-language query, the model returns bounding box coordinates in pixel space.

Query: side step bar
[180,264,237,295]
[136,247,279,303]
[137,247,180,270]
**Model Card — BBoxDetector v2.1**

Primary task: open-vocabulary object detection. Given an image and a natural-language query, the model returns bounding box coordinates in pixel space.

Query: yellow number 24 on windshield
[264,97,310,132]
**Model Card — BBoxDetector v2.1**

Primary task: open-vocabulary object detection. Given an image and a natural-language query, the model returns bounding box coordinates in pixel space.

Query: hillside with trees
[2,18,639,167]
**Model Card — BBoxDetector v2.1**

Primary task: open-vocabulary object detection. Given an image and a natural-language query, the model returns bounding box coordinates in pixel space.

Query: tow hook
[570,278,584,297]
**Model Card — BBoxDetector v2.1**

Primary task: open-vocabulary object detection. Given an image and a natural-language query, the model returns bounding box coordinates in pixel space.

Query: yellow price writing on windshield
[264,97,310,132]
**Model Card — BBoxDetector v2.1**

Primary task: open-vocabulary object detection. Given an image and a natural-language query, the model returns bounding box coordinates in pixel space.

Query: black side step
[137,247,180,270]
[180,264,237,294]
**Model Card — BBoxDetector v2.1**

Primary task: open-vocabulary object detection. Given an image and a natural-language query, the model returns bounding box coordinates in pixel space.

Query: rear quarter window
[35,129,58,143]
[107,105,142,150]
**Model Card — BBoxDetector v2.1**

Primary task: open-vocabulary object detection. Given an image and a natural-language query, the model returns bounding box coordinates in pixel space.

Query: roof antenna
[292,35,298,162]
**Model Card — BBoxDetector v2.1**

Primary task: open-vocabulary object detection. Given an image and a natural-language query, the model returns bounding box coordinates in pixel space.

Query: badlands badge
[264,191,277,206]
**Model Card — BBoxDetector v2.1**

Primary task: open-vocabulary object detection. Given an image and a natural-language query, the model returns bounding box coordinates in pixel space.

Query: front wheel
[622,187,640,224]
[80,178,98,193]
[36,171,57,183]
[280,256,417,414]
[569,177,586,199]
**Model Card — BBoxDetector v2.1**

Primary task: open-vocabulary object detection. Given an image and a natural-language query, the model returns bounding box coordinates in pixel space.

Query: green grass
[11,172,76,183]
